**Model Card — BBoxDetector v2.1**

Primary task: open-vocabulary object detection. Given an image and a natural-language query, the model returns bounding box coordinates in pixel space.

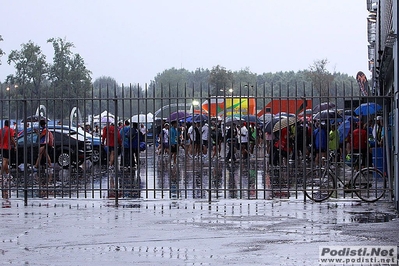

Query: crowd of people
[89,121,148,171]
[154,119,263,164]
[151,113,385,170]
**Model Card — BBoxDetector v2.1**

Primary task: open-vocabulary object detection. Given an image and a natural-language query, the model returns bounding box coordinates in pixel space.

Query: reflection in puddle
[346,211,397,223]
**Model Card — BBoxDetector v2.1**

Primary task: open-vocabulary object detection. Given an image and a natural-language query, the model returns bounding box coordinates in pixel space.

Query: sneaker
[108,165,115,171]
[32,166,38,172]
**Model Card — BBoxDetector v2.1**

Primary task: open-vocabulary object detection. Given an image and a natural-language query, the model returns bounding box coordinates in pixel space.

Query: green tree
[304,59,335,100]
[232,68,257,96]
[91,76,118,115]
[209,65,233,96]
[0,35,4,65]
[152,68,192,112]
[6,41,48,96]
[6,41,49,117]
[47,37,92,118]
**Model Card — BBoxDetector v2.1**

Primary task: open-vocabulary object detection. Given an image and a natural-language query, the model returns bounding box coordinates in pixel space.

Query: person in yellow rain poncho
[329,123,340,162]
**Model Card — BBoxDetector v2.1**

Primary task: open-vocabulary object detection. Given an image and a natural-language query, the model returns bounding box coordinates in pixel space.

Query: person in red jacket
[0,120,16,199]
[346,122,372,167]
[102,123,121,170]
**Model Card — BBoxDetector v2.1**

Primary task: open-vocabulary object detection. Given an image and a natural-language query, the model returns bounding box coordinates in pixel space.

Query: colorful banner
[356,71,368,96]
[201,97,256,117]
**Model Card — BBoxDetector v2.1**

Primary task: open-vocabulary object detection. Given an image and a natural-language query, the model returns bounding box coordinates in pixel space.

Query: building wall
[369,0,398,209]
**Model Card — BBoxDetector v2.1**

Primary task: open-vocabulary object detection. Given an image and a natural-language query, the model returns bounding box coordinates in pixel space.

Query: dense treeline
[0,36,357,119]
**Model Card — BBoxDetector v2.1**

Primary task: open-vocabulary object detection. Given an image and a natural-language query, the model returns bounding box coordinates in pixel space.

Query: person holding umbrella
[313,121,328,166]
[225,123,238,163]
[238,122,249,160]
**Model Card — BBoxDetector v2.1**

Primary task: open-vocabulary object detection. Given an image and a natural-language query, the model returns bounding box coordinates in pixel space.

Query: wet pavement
[0,198,398,265]
[1,145,398,265]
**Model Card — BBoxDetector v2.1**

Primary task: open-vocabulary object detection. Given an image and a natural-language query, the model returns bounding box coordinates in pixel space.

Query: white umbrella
[131,113,154,123]
[101,116,115,124]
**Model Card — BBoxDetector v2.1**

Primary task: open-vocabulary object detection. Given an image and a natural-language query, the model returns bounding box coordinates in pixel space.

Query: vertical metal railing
[0,82,394,202]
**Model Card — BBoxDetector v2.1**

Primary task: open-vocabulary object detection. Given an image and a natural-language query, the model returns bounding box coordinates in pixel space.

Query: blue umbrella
[183,115,194,123]
[193,114,208,123]
[354,103,382,116]
[337,119,354,144]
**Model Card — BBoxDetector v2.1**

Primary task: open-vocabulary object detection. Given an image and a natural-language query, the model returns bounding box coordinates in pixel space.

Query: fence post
[23,99,28,206]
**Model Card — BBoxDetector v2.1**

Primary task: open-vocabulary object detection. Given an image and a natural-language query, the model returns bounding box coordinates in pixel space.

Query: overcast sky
[1,0,369,86]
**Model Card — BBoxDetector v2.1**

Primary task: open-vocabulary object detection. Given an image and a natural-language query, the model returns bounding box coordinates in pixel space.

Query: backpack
[48,131,54,147]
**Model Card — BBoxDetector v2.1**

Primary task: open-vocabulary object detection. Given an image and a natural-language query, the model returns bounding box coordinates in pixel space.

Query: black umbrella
[313,110,343,120]
[224,117,245,126]
[313,102,336,114]
[264,118,280,133]
[240,115,262,124]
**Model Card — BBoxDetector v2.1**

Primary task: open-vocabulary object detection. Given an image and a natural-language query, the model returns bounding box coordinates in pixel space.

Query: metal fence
[0,83,394,203]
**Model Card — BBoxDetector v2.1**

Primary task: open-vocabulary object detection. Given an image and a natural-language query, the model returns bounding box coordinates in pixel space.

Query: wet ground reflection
[5,145,388,203]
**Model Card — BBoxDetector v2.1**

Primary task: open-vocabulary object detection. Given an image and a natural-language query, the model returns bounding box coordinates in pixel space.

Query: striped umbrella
[272,117,297,133]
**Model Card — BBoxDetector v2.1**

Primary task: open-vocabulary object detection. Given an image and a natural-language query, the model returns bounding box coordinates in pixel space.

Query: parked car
[18,124,105,164]
[11,128,92,169]
[46,124,106,164]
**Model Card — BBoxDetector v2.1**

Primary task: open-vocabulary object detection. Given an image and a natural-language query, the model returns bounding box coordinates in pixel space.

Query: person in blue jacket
[313,121,328,166]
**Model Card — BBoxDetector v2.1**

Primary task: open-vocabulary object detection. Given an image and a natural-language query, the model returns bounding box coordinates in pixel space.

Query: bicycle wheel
[353,168,387,202]
[304,168,335,202]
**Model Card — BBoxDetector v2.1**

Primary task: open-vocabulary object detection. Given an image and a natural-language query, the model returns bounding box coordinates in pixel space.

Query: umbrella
[240,115,262,125]
[273,112,290,119]
[264,118,280,133]
[131,114,153,123]
[192,114,208,123]
[224,116,244,126]
[337,119,353,143]
[313,102,336,114]
[101,116,115,124]
[354,102,382,115]
[167,111,189,122]
[272,117,297,133]
[313,110,343,120]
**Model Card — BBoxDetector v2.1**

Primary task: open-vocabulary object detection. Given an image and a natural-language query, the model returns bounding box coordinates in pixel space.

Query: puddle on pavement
[345,211,398,223]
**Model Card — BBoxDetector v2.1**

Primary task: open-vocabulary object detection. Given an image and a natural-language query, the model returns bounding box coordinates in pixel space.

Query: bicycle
[304,152,387,202]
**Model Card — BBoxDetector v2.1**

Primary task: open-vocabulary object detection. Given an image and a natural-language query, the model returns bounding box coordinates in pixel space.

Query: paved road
[0,198,398,265]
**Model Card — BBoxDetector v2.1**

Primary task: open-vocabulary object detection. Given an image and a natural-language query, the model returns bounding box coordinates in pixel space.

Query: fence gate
[0,83,393,203]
